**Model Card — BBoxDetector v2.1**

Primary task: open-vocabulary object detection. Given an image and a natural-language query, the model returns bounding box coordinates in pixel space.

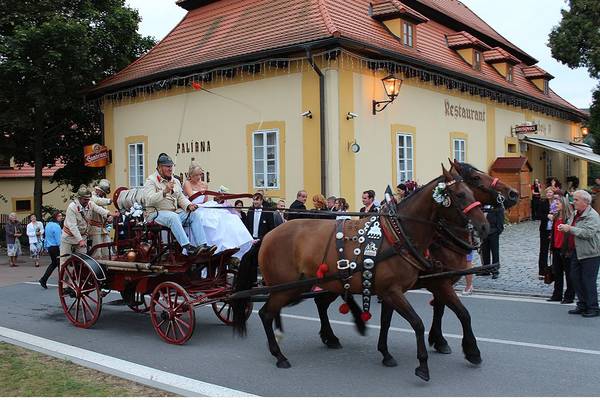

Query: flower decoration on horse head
[432,182,451,207]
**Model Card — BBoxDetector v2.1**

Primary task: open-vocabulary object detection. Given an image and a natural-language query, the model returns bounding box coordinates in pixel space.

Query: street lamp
[372,74,403,114]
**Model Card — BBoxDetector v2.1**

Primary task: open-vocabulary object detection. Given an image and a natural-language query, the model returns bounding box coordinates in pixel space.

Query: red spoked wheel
[120,290,151,313]
[58,257,102,328]
[150,282,195,345]
[212,300,253,326]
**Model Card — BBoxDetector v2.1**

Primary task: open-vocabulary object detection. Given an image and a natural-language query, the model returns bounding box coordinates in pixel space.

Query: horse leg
[346,295,367,336]
[314,292,343,348]
[382,289,430,381]
[443,290,482,365]
[377,301,398,367]
[273,312,284,342]
[427,294,452,354]
[258,294,294,369]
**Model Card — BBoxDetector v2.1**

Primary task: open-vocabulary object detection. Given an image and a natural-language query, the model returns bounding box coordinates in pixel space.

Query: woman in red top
[548,195,575,303]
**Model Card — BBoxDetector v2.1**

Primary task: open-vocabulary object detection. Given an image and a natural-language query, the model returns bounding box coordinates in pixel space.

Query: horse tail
[231,249,256,336]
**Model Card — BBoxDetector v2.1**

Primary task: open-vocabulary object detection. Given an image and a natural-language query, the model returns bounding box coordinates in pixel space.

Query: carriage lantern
[372,74,403,114]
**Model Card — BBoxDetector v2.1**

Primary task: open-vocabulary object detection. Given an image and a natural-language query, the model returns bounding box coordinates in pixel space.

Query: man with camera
[143,153,215,256]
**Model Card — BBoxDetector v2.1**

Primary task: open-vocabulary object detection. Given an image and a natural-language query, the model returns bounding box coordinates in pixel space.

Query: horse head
[449,159,519,209]
[437,164,490,241]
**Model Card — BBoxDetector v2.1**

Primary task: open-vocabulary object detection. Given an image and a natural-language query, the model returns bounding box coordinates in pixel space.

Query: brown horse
[298,160,519,367]
[232,166,489,381]
[377,160,519,367]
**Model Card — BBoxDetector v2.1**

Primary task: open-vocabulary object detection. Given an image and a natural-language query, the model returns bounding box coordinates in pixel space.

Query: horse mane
[456,162,482,176]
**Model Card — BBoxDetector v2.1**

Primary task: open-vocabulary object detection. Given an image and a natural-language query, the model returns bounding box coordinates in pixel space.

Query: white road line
[0,326,256,397]
[24,282,58,288]
[275,312,600,356]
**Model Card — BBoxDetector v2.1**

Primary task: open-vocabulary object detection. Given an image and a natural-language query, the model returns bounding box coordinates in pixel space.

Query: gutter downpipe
[306,47,327,195]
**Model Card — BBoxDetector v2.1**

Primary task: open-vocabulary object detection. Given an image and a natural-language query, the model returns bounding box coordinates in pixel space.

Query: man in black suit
[287,190,308,220]
[360,190,379,213]
[537,188,554,279]
[241,192,276,284]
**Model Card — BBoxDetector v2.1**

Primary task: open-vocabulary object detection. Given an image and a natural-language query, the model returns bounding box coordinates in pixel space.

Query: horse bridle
[463,173,506,208]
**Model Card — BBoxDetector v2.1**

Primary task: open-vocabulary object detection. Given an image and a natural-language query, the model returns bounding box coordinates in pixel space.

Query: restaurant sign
[514,124,538,134]
[84,143,110,167]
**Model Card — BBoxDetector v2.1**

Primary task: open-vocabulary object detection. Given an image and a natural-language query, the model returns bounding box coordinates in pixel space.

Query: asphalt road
[1,281,599,396]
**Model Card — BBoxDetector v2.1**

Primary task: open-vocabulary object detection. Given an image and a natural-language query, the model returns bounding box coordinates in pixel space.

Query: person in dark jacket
[287,190,308,220]
[537,188,554,279]
[241,192,276,285]
[360,190,379,213]
[479,205,505,279]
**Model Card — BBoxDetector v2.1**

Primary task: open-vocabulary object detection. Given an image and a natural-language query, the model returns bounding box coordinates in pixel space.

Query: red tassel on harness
[191,82,202,90]
[360,311,372,322]
[316,263,328,279]
[339,303,350,314]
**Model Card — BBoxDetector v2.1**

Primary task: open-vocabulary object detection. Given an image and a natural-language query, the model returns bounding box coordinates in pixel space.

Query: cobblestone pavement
[462,220,600,297]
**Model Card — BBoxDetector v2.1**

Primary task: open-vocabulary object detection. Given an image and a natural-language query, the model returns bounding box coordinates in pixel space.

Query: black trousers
[481,233,500,266]
[551,249,574,301]
[41,246,60,283]
[570,251,600,312]
[240,241,262,285]
[538,230,551,276]
[531,196,541,220]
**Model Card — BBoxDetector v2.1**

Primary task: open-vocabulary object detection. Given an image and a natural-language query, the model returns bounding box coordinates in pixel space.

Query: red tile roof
[93,0,581,117]
[446,31,490,50]
[483,47,520,64]
[522,65,554,80]
[0,163,62,179]
[371,0,428,23]
[490,156,532,172]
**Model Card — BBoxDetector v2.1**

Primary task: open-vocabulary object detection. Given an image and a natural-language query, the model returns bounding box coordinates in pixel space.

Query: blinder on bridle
[465,173,506,208]
[432,177,482,224]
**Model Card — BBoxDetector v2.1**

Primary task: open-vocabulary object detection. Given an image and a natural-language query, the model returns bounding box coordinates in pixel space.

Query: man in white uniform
[89,179,112,258]
[143,153,215,256]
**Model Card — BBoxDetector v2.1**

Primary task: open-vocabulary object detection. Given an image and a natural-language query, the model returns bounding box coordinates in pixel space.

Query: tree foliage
[0,0,155,215]
[548,0,600,153]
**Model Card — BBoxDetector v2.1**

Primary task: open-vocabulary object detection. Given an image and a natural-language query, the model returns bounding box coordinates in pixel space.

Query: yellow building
[91,0,598,210]
[0,160,70,218]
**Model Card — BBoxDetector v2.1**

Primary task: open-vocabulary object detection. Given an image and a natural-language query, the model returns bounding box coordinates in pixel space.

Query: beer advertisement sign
[84,143,110,167]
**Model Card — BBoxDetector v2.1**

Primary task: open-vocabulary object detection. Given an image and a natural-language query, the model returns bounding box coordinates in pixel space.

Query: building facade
[94,0,596,210]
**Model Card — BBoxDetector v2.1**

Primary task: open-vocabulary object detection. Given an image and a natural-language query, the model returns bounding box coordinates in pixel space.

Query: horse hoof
[434,343,452,354]
[276,359,291,369]
[415,367,430,382]
[382,356,397,367]
[465,353,482,365]
[325,340,343,349]
[356,320,367,336]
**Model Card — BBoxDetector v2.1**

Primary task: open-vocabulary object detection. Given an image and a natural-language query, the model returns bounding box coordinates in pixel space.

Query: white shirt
[253,208,262,239]
[27,221,44,244]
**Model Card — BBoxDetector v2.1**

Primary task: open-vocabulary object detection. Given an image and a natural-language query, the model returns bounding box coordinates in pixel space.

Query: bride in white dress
[183,162,253,259]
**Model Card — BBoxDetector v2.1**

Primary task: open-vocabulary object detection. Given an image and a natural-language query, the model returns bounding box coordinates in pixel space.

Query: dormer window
[483,47,520,82]
[473,50,482,71]
[403,21,414,47]
[522,65,554,95]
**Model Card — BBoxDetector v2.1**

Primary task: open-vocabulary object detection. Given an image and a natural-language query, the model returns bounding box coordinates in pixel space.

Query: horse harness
[328,178,481,321]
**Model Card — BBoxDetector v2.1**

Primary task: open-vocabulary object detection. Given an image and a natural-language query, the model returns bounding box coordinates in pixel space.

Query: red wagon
[57,188,253,345]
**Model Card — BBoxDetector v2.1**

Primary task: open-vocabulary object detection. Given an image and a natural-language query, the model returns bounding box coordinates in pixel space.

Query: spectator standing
[547,196,575,303]
[234,199,247,222]
[310,194,328,217]
[326,196,337,211]
[335,198,351,220]
[558,190,600,317]
[462,250,476,295]
[274,199,287,226]
[537,188,555,279]
[360,190,379,213]
[39,212,63,289]
[546,177,562,193]
[287,190,308,220]
[479,205,504,279]
[531,178,542,220]
[395,183,407,202]
[591,177,600,194]
[26,214,44,268]
[5,212,22,267]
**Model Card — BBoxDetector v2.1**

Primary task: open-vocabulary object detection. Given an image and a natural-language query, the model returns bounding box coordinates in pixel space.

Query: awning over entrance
[522,135,600,166]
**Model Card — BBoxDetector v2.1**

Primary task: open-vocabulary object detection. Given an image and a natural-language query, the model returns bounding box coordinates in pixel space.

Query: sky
[125,0,595,109]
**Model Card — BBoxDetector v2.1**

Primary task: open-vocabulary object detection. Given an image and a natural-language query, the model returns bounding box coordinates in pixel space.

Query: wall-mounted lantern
[372,74,402,115]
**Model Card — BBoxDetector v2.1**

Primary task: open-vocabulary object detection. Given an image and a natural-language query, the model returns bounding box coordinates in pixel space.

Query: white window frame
[474,50,481,71]
[252,129,280,189]
[507,65,513,82]
[403,21,414,47]
[396,133,414,184]
[453,138,466,163]
[128,142,145,188]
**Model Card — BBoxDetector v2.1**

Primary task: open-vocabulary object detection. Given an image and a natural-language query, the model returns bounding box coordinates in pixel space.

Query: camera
[300,111,312,119]
[346,112,358,120]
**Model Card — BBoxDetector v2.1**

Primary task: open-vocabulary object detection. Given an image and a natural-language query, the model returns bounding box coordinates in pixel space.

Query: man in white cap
[61,185,119,264]
[143,153,215,256]
[89,179,112,258]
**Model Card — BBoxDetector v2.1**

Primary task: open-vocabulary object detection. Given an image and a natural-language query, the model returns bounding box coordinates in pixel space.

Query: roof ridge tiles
[317,0,341,37]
